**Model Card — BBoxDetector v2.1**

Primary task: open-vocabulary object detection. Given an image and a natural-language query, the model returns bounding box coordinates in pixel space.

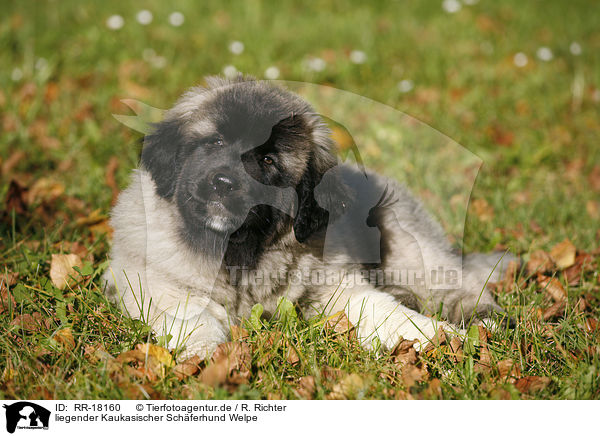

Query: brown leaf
[3,180,28,216]
[526,250,555,276]
[497,359,521,382]
[471,198,494,222]
[392,338,419,366]
[50,253,83,289]
[324,312,356,340]
[230,325,249,341]
[199,342,251,387]
[587,200,600,219]
[564,253,596,286]
[173,355,203,380]
[295,375,316,399]
[321,366,344,383]
[449,336,464,363]
[1,151,25,176]
[488,125,515,147]
[549,239,576,269]
[543,300,566,321]
[474,336,492,374]
[26,177,65,205]
[10,313,46,332]
[589,165,600,192]
[514,376,550,394]
[423,326,447,353]
[401,364,428,388]
[55,328,75,351]
[137,343,174,369]
[326,374,365,400]
[537,276,567,302]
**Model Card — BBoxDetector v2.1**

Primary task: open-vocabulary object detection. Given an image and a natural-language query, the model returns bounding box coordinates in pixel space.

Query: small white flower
[35,58,48,71]
[349,50,367,64]
[569,42,582,56]
[536,46,553,61]
[142,48,156,61]
[169,11,185,27]
[223,65,238,79]
[513,52,528,67]
[106,14,124,30]
[397,79,414,93]
[264,66,280,80]
[304,57,326,72]
[442,0,461,14]
[152,56,167,69]
[136,10,153,25]
[229,41,244,55]
[11,67,23,81]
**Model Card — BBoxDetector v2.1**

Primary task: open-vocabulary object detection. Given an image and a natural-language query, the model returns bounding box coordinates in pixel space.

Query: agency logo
[2,402,50,434]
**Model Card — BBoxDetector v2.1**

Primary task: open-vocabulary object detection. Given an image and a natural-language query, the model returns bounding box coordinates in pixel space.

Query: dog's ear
[140,120,183,199]
[293,149,350,243]
[293,155,331,243]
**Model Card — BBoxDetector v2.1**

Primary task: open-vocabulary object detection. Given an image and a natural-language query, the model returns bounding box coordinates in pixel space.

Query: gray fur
[103,76,513,358]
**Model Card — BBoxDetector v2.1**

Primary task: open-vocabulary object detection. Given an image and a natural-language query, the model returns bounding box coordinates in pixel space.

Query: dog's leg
[323,285,463,351]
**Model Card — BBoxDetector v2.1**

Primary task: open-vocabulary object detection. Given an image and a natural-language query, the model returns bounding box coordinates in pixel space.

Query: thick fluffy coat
[103,77,510,358]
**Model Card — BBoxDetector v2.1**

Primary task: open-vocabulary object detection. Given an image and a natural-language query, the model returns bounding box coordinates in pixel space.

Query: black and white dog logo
[2,402,50,433]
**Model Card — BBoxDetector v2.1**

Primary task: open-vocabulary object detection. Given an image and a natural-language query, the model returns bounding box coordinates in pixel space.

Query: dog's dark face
[140,78,342,264]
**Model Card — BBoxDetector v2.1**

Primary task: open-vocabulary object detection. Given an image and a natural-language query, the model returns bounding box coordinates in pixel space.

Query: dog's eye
[262,156,274,165]
[213,139,224,146]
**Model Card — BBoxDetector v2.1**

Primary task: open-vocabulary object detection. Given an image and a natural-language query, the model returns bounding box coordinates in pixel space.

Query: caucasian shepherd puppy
[103,76,512,358]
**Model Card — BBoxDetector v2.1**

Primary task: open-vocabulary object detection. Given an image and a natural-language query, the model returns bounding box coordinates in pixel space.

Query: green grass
[1,0,599,399]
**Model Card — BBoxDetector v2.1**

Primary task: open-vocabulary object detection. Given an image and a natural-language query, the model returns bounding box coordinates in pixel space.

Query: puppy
[103,76,512,358]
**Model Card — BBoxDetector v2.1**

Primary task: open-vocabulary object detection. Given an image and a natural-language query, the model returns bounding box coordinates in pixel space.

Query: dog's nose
[211,173,238,196]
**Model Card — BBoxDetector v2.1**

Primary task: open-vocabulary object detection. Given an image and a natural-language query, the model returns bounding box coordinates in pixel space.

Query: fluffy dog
[103,76,512,358]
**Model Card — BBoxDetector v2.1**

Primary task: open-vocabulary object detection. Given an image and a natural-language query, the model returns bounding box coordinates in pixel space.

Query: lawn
[1,0,599,400]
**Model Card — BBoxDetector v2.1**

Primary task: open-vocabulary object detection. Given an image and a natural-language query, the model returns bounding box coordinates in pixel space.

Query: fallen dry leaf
[589,165,600,192]
[25,177,65,205]
[490,260,524,294]
[392,338,419,366]
[401,364,428,388]
[173,355,203,380]
[449,336,464,363]
[549,239,576,269]
[587,200,600,219]
[230,325,249,341]
[497,359,521,382]
[537,276,567,302]
[514,376,551,394]
[526,250,554,276]
[423,326,448,354]
[10,313,47,332]
[54,328,75,351]
[471,198,494,222]
[543,300,566,321]
[3,180,28,216]
[137,343,174,369]
[116,343,174,381]
[564,253,596,286]
[326,373,365,400]
[324,311,356,340]
[50,253,83,289]
[295,375,316,399]
[199,342,251,387]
